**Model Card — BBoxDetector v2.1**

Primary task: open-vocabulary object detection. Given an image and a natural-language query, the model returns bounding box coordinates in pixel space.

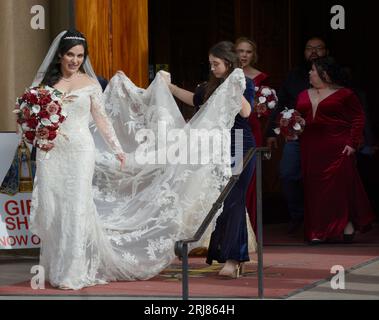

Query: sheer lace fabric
[31,69,247,290]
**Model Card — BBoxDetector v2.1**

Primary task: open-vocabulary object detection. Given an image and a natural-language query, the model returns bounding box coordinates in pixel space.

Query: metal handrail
[174,147,270,300]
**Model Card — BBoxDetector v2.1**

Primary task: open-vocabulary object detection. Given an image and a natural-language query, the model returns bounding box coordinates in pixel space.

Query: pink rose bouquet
[14,86,67,151]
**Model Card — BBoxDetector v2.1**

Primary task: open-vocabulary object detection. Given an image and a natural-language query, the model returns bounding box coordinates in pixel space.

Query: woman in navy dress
[165,41,256,278]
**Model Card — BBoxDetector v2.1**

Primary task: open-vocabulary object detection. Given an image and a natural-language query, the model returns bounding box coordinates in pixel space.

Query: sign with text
[0,132,40,249]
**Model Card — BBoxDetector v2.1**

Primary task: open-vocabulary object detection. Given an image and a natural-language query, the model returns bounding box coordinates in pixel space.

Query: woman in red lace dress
[235,37,269,232]
[296,57,375,243]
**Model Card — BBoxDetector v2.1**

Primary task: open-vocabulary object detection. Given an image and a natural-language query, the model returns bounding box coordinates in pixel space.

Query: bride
[29,30,250,290]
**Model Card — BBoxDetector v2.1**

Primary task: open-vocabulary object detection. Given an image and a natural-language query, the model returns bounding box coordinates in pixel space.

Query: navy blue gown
[193,77,256,264]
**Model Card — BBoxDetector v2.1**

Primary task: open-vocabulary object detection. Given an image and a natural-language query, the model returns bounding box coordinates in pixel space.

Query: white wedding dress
[31,69,251,290]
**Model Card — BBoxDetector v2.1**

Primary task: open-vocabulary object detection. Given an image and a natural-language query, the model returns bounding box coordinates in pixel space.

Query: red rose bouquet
[254,86,278,118]
[274,108,305,140]
[14,86,68,151]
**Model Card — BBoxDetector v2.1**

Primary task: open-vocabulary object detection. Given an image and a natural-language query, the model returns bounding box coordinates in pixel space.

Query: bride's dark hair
[41,30,89,87]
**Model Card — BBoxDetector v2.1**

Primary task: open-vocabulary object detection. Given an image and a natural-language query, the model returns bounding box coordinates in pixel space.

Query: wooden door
[235,0,293,90]
[75,0,148,87]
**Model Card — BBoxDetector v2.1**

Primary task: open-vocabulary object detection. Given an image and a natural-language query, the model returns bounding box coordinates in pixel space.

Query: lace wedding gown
[31,69,251,290]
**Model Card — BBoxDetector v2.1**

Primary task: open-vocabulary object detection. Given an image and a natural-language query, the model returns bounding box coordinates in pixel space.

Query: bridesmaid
[235,37,269,233]
[296,56,375,243]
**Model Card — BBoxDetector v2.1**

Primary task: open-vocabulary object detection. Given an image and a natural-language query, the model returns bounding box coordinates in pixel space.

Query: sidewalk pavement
[288,258,379,300]
[0,254,378,300]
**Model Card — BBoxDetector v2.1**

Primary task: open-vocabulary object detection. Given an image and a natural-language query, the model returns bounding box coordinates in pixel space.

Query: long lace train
[31,69,247,289]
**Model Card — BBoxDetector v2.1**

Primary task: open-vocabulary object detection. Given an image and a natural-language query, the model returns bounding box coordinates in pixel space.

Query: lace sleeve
[90,86,124,155]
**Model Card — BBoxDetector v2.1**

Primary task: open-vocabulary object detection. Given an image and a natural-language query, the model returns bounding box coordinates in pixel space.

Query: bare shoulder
[252,68,262,76]
[80,73,99,86]
[73,73,102,93]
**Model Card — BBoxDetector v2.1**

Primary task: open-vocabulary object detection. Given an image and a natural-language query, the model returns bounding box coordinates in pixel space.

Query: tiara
[63,36,85,41]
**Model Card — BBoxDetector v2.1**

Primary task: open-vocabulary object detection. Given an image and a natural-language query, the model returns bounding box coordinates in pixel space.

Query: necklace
[316,86,341,95]
[61,72,80,82]
[316,86,329,94]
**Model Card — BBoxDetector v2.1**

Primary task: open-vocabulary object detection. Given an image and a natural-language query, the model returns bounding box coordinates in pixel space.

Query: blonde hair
[235,37,258,66]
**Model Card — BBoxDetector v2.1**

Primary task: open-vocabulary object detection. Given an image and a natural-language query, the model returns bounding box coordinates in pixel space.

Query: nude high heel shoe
[218,260,244,279]
[343,221,355,243]
[240,262,245,275]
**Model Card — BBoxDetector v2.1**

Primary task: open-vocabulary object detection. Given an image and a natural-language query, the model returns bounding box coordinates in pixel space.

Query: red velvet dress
[296,88,375,241]
[246,72,269,232]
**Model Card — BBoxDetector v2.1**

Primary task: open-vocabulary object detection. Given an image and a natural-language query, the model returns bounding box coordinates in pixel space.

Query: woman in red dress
[296,57,375,243]
[235,37,269,232]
